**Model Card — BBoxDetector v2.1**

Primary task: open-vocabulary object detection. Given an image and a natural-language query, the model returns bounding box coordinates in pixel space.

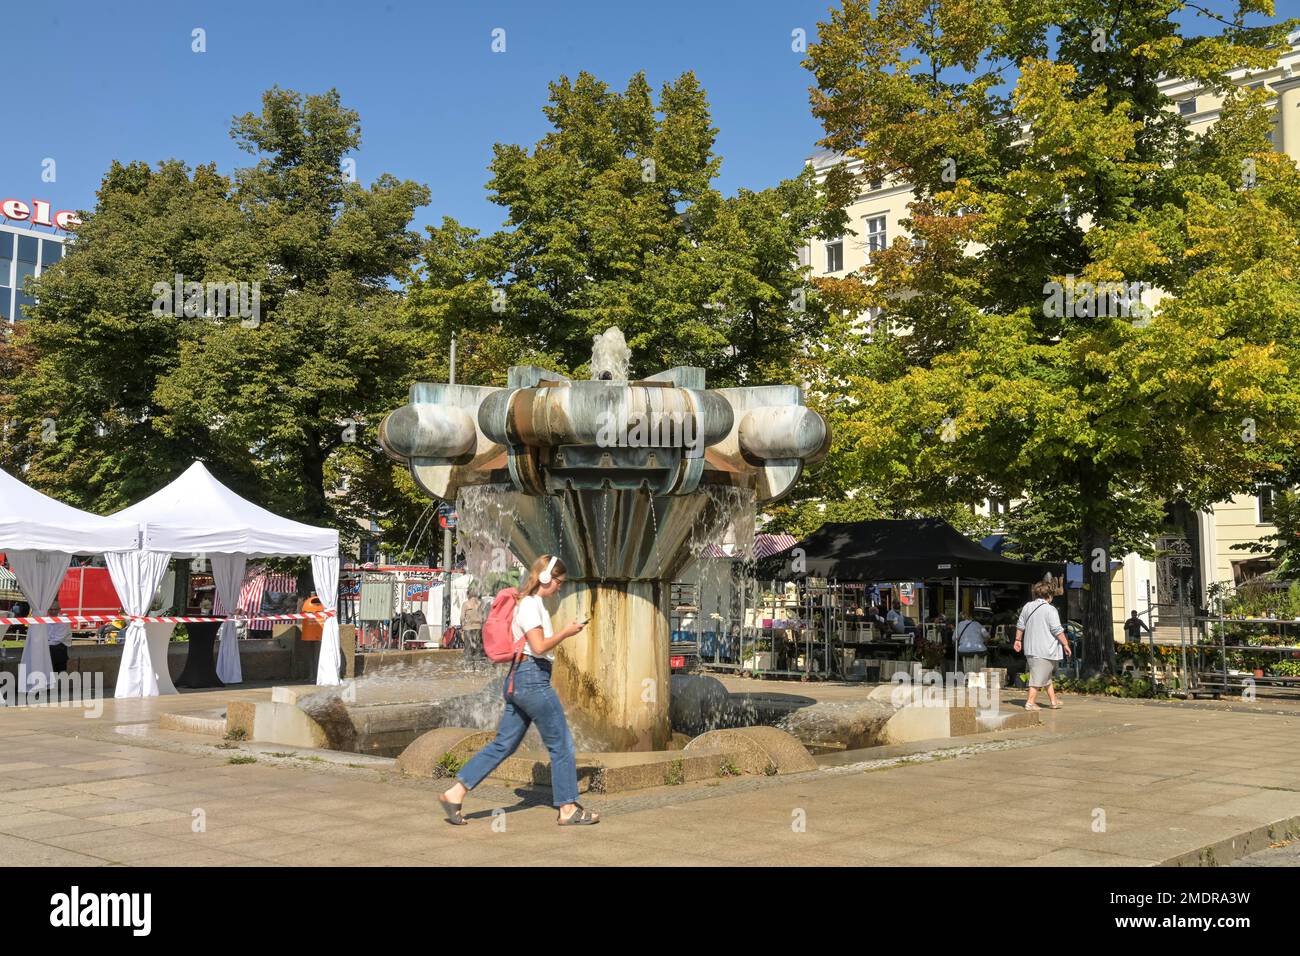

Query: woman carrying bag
[438,554,600,826]
[1014,580,1071,710]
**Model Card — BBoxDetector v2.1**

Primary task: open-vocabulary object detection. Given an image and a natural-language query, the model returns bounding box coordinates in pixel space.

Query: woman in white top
[439,555,598,826]
[1014,580,1071,710]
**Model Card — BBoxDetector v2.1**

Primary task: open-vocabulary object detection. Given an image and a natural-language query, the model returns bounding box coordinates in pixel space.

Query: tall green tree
[408,72,841,387]
[805,1,1300,672]
[157,88,433,531]
[1,159,247,508]
[1,88,433,543]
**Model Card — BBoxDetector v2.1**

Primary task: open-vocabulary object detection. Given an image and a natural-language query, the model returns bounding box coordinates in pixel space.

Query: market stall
[753,518,1064,678]
[111,462,341,697]
[0,467,140,693]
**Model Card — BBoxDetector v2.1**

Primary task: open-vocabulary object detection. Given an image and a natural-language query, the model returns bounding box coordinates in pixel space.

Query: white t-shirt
[46,622,73,646]
[512,593,554,661]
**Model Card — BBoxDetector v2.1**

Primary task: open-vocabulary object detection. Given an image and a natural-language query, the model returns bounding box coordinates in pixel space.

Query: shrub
[433,753,466,778]
[1055,674,1158,698]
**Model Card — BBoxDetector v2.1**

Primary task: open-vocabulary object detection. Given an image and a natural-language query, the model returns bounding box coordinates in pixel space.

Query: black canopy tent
[756,518,1061,584]
[755,518,1064,673]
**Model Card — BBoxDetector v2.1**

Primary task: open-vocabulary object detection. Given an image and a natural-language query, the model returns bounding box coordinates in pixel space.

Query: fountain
[378,328,831,752]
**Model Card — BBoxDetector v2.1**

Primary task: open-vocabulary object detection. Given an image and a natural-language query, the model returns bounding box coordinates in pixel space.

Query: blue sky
[6,0,839,236]
[4,0,1285,237]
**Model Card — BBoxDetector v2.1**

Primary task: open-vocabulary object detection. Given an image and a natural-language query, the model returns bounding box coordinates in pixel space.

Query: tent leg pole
[953,576,960,674]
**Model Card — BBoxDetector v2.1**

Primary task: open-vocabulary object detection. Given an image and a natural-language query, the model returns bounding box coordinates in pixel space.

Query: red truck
[58,567,123,626]
[1,560,124,638]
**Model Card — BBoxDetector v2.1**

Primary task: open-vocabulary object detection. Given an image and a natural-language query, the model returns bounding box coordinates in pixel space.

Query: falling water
[456,483,522,587]
[687,485,757,562]
[645,484,663,575]
[599,484,611,583]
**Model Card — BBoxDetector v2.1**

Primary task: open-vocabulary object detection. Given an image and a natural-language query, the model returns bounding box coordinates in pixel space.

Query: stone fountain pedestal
[551,580,670,751]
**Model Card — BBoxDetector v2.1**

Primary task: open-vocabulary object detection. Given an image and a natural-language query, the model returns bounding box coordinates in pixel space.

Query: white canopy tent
[111,462,341,697]
[0,467,141,693]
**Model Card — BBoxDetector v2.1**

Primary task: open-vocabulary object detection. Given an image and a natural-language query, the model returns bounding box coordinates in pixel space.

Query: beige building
[807,32,1300,639]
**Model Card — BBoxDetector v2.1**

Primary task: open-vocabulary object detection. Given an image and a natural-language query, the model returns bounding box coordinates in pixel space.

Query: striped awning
[697,533,800,561]
[0,564,22,599]
[231,569,300,628]
[753,534,798,560]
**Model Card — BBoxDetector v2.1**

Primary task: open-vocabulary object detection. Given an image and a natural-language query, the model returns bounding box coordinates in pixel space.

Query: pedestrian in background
[47,598,72,674]
[460,592,484,662]
[1014,581,1071,710]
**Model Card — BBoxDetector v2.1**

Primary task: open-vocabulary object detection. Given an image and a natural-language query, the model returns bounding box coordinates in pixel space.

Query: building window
[988,496,1011,516]
[40,240,62,270]
[826,239,843,274]
[869,177,883,191]
[13,235,40,320]
[0,233,12,323]
[1178,97,1197,116]
[16,235,37,282]
[0,233,12,287]
[1259,486,1278,524]
[865,215,887,260]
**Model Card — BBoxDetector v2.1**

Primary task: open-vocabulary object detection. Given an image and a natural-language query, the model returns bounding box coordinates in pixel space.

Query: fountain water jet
[379,327,829,751]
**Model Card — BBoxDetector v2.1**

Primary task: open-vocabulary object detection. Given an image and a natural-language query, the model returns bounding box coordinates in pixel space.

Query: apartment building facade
[806,32,1300,639]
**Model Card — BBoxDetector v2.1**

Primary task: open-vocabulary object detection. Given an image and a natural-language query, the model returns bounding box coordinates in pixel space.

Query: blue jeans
[455,656,580,807]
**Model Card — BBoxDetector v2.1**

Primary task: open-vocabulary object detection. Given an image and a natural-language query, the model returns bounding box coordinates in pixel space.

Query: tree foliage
[408,72,840,387]
[804,0,1300,672]
[1,88,434,545]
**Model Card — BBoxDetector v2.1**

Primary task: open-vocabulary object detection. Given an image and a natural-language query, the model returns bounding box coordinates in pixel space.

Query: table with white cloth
[144,623,179,695]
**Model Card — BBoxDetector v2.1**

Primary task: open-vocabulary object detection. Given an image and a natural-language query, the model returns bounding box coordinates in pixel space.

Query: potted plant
[920,639,947,671]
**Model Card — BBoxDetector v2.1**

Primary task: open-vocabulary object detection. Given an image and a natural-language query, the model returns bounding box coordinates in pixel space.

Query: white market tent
[0,467,141,692]
[111,462,341,697]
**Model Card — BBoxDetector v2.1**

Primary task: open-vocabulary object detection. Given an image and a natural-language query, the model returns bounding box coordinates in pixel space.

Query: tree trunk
[301,435,330,524]
[1079,512,1116,677]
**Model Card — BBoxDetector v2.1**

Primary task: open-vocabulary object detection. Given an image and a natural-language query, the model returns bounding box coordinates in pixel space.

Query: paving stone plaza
[3,678,1299,868]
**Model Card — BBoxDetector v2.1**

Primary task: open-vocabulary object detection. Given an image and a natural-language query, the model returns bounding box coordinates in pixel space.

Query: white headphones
[538,555,559,585]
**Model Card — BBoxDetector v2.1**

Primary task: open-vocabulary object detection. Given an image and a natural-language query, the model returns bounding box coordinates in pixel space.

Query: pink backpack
[482,587,525,663]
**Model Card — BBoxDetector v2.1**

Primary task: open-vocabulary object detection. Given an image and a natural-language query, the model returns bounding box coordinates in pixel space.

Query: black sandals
[558,803,600,826]
[439,794,469,826]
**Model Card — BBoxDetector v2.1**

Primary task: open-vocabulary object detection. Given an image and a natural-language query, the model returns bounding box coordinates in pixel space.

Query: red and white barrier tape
[0,611,337,626]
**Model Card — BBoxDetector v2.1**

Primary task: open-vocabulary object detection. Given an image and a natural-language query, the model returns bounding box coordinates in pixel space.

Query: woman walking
[438,555,600,826]
[1014,580,1071,710]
